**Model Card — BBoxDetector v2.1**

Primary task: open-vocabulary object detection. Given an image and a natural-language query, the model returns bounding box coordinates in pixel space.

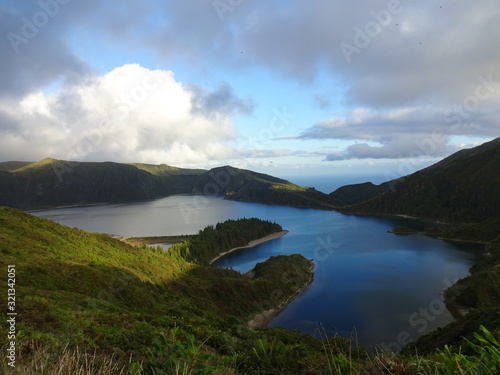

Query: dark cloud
[235,0,500,107]
[189,83,254,118]
[0,0,157,100]
[299,107,500,141]
[146,0,239,67]
[4,0,499,110]
[2,0,499,166]
[0,109,20,135]
[0,2,92,99]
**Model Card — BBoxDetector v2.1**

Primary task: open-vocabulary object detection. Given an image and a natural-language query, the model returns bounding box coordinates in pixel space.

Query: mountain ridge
[0,159,338,210]
[331,137,500,224]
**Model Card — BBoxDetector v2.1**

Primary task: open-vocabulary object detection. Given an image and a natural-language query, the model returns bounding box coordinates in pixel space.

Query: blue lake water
[31,195,482,349]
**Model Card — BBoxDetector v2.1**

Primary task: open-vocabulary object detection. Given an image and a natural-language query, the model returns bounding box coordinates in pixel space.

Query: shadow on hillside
[16,255,312,353]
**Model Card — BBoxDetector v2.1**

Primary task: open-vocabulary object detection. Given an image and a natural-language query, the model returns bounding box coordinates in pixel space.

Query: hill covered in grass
[194,166,341,210]
[332,137,500,223]
[0,207,324,373]
[0,160,338,210]
[2,207,500,374]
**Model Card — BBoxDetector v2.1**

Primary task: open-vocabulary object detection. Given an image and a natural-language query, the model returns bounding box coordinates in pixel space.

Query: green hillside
[338,138,500,223]
[1,207,499,373]
[329,181,391,206]
[0,207,321,373]
[194,166,341,210]
[130,162,206,176]
[0,161,33,171]
[0,160,338,210]
[0,159,183,209]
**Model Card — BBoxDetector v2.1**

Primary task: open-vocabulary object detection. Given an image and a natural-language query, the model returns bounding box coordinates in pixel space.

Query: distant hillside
[334,138,500,223]
[329,181,391,206]
[0,158,195,209]
[0,159,338,210]
[129,162,206,176]
[0,161,33,171]
[193,166,341,210]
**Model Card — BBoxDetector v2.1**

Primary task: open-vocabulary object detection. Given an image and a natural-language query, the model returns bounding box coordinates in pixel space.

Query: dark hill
[0,159,194,209]
[193,166,341,209]
[0,161,33,171]
[329,181,391,206]
[0,160,339,210]
[335,138,500,223]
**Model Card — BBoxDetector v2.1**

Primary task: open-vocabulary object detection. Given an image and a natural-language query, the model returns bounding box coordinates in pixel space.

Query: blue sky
[1,0,499,182]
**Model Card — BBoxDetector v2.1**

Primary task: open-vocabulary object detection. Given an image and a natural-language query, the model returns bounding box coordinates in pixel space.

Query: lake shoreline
[248,260,315,329]
[209,230,289,265]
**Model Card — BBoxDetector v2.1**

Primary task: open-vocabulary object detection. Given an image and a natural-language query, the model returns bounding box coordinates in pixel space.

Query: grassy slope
[199,166,341,210]
[0,159,177,209]
[130,162,206,176]
[345,138,500,223]
[0,161,33,171]
[0,207,325,373]
[1,207,499,373]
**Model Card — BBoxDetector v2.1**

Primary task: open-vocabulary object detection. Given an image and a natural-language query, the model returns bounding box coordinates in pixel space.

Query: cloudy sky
[1,0,499,181]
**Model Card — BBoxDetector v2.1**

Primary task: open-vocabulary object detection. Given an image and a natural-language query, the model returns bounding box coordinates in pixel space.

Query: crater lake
[31,195,482,349]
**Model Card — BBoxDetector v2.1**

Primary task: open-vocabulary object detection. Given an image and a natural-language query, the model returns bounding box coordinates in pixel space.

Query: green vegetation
[339,137,500,223]
[193,166,340,210]
[2,138,500,373]
[402,236,500,355]
[0,161,338,211]
[123,235,193,246]
[0,208,318,373]
[129,163,206,176]
[167,218,283,263]
[0,161,32,172]
[329,181,391,206]
[1,207,500,373]
[0,159,180,209]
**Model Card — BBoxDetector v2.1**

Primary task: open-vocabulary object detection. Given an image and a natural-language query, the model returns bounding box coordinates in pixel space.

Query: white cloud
[2,0,500,169]
[0,64,244,166]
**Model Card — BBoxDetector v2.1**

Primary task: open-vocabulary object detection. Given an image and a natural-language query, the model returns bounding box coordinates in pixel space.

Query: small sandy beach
[209,230,289,264]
